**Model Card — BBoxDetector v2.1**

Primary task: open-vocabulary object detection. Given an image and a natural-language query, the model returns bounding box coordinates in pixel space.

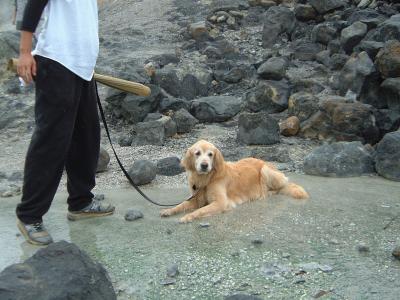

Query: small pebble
[282,253,291,258]
[199,222,210,228]
[392,246,400,260]
[294,278,306,284]
[319,265,333,273]
[166,229,173,235]
[357,243,370,253]
[251,238,263,245]
[124,209,144,221]
[94,194,105,201]
[167,263,179,277]
[160,278,176,286]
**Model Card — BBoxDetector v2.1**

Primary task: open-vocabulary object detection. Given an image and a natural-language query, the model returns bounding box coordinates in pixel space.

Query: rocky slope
[1,0,400,197]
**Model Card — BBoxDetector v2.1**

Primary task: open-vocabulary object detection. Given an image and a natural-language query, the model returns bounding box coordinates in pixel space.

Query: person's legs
[16,56,82,226]
[66,79,100,211]
[65,80,115,221]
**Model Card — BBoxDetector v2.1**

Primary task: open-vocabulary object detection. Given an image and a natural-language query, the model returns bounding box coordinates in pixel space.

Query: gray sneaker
[17,219,53,246]
[67,199,115,221]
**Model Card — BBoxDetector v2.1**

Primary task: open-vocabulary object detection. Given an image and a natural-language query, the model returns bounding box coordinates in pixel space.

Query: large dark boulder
[288,92,319,122]
[156,157,184,176]
[312,23,339,45]
[309,0,346,14]
[303,141,375,177]
[294,4,317,22]
[134,120,165,146]
[262,6,296,48]
[340,21,368,54]
[257,57,288,80]
[375,131,400,181]
[172,108,199,133]
[375,40,400,79]
[301,98,380,144]
[381,77,400,112]
[0,241,116,300]
[190,95,242,122]
[367,14,400,42]
[237,112,280,145]
[244,80,290,113]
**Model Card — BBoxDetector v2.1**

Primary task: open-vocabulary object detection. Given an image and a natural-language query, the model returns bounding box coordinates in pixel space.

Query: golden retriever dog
[160,140,309,223]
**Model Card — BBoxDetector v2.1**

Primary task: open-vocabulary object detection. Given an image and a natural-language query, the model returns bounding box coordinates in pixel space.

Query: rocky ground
[1,0,400,199]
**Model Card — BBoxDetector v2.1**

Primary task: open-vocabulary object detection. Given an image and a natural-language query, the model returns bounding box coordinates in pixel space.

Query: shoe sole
[17,221,51,246]
[67,210,115,221]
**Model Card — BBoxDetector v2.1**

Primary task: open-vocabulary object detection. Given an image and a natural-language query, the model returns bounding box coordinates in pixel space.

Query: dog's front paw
[179,214,194,224]
[160,208,174,217]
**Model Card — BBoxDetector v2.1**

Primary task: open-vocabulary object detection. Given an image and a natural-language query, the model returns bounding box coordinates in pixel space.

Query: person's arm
[17,0,48,84]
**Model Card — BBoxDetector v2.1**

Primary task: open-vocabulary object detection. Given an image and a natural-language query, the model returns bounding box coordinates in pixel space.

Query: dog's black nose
[201,163,208,170]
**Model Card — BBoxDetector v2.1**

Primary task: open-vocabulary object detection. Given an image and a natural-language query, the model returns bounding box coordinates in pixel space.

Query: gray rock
[330,53,349,70]
[124,209,144,221]
[356,40,384,58]
[0,241,116,300]
[375,131,400,181]
[156,115,177,138]
[375,40,400,78]
[118,85,161,123]
[190,96,242,123]
[180,71,212,100]
[96,147,110,173]
[257,57,288,80]
[244,80,290,113]
[159,97,190,113]
[237,112,280,145]
[134,121,165,146]
[222,68,245,83]
[374,109,400,138]
[312,23,339,45]
[316,50,331,67]
[118,134,133,147]
[357,243,370,252]
[348,8,385,29]
[157,157,184,176]
[251,238,263,245]
[188,21,210,41]
[153,67,181,98]
[0,31,19,59]
[304,141,375,177]
[199,222,210,228]
[295,4,317,21]
[338,51,376,98]
[128,160,157,185]
[160,278,176,286]
[8,171,23,182]
[288,92,319,122]
[341,21,368,54]
[368,14,400,42]
[381,78,400,112]
[172,108,199,133]
[144,112,162,122]
[392,246,400,260]
[166,264,179,277]
[309,0,346,14]
[262,6,296,47]
[293,42,325,61]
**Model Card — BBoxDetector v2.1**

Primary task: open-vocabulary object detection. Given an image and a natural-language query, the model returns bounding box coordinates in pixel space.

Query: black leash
[95,82,187,207]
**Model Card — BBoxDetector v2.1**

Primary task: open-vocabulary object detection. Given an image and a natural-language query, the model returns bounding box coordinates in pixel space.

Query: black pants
[16,56,100,224]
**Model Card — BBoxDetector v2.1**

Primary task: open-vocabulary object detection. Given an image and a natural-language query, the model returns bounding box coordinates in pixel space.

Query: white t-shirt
[32,0,99,81]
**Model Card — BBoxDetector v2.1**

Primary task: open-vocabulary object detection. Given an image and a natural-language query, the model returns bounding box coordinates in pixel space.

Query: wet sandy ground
[1,174,400,299]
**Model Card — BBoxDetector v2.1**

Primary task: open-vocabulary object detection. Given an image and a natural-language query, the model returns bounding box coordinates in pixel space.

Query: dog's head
[181,140,225,175]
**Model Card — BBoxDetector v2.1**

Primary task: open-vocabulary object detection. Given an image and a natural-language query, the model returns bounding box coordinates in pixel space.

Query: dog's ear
[181,149,194,171]
[213,147,225,172]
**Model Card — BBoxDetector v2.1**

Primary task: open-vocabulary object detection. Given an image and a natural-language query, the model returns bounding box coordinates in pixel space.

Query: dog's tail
[261,165,309,200]
[278,182,309,199]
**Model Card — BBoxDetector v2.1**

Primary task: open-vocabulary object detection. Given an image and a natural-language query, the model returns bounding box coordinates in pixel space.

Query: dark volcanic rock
[309,0,346,15]
[288,92,319,122]
[304,141,375,177]
[134,121,165,145]
[374,109,400,138]
[375,40,400,78]
[381,78,400,112]
[312,23,339,45]
[237,112,280,145]
[301,99,380,144]
[0,241,116,300]
[244,80,290,113]
[338,52,376,99]
[293,42,325,61]
[158,97,190,113]
[128,160,157,185]
[262,6,296,48]
[97,147,110,173]
[257,57,288,80]
[341,21,368,54]
[375,131,400,181]
[172,108,199,133]
[157,156,184,176]
[295,4,317,21]
[367,14,400,42]
[124,209,144,221]
[190,96,242,122]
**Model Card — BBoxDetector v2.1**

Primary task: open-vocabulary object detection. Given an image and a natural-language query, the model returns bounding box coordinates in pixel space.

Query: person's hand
[17,52,36,84]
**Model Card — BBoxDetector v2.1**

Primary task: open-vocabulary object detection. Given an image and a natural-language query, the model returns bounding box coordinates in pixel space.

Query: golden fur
[160,140,309,223]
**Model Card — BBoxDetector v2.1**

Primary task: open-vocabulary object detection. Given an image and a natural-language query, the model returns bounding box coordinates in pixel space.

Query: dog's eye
[195,151,201,156]
[208,153,213,157]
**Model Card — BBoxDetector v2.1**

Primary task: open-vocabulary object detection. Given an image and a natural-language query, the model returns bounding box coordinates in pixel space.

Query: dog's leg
[160,198,199,217]
[179,201,227,223]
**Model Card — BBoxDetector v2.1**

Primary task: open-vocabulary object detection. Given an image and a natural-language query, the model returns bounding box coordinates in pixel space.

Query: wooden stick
[8,58,151,97]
